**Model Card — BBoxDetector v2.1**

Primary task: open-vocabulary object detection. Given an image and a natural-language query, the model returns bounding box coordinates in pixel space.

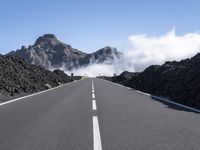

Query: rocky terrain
[102,53,200,109]
[0,55,79,102]
[7,34,123,70]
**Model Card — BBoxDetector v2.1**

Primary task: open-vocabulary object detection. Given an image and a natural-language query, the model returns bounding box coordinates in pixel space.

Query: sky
[1,0,200,54]
[1,0,200,76]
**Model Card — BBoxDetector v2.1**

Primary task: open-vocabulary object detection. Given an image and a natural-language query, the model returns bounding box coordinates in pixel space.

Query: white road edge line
[93,116,102,150]
[101,78,132,90]
[93,100,97,110]
[100,78,200,113]
[135,90,151,96]
[0,79,84,107]
[152,95,200,113]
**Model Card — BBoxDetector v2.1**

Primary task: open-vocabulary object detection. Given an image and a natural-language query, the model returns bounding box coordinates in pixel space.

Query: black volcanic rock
[106,53,200,109]
[0,55,74,101]
[111,71,137,84]
[7,34,123,70]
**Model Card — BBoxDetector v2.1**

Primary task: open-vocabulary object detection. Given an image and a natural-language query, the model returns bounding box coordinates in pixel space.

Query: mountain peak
[41,34,57,39]
[102,46,117,51]
[34,34,58,45]
[96,46,117,54]
[6,34,123,70]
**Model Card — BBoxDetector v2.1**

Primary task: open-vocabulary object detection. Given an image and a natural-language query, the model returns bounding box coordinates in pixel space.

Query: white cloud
[126,28,200,71]
[65,61,126,77]
[64,28,200,76]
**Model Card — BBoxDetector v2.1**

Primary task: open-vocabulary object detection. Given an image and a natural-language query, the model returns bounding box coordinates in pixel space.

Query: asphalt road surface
[0,78,199,150]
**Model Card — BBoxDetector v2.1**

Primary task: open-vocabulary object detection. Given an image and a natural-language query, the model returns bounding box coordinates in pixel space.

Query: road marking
[135,90,151,96]
[100,78,132,90]
[92,79,94,90]
[152,96,200,113]
[100,78,200,113]
[0,79,82,107]
[93,100,97,110]
[92,80,95,98]
[92,93,95,99]
[93,116,102,150]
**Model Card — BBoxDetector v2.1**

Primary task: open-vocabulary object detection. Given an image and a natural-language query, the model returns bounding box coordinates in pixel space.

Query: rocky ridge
[102,53,200,109]
[0,55,78,102]
[7,34,123,70]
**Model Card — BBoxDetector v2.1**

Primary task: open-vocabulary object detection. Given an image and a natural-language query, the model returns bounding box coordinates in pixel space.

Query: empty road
[0,78,199,150]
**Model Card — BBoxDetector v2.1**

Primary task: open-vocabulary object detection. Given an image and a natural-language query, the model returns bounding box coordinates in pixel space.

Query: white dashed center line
[92,93,95,99]
[92,79,102,150]
[92,100,97,110]
[92,80,94,90]
[93,116,102,150]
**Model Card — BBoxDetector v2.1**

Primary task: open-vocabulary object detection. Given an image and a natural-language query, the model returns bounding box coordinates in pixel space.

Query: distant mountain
[7,34,123,70]
[0,55,78,102]
[102,53,200,109]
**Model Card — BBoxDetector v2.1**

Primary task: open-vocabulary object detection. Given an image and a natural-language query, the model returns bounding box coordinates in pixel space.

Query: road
[0,78,199,150]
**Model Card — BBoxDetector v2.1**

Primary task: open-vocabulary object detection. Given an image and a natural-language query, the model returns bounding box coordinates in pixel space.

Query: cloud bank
[65,28,200,77]
[65,58,128,77]
[126,28,200,71]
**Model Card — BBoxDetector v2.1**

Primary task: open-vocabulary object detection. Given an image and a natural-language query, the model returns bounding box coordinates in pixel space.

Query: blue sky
[0,0,200,53]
